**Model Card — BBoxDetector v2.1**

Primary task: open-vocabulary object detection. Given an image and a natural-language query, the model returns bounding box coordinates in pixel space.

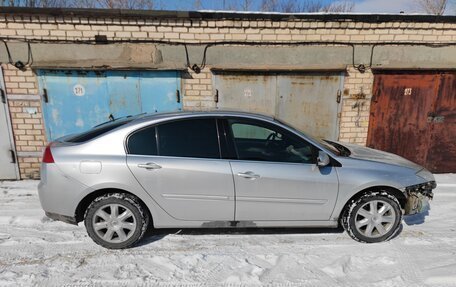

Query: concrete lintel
[7,94,41,101]
[210,65,347,72]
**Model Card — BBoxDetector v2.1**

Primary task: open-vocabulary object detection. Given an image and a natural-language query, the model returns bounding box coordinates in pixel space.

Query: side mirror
[317,151,330,167]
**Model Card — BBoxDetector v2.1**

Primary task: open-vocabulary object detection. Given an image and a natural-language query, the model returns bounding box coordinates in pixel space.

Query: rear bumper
[45,211,78,225]
[38,163,89,222]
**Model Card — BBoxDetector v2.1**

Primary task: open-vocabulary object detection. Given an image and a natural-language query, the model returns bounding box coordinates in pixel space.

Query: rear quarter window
[128,127,158,156]
[65,118,134,143]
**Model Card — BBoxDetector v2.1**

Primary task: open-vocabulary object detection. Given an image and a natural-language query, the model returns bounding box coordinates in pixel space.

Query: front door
[0,68,18,180]
[127,118,235,221]
[224,118,339,221]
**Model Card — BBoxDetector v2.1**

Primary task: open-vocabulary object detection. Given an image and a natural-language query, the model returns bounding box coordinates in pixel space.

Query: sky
[156,0,422,14]
[353,0,419,13]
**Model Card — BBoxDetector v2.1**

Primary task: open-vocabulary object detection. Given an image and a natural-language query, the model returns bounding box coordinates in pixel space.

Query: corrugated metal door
[425,73,456,173]
[0,68,18,179]
[368,71,456,172]
[106,70,182,118]
[213,72,276,115]
[139,71,182,113]
[38,70,111,140]
[276,73,343,139]
[214,72,343,140]
[106,71,141,118]
[37,70,182,141]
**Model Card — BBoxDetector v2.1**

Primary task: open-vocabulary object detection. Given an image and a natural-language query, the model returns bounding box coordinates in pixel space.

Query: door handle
[138,162,162,170]
[237,171,260,180]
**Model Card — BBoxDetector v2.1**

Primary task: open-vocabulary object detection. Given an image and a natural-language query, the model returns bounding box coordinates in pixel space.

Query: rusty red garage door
[367,71,456,173]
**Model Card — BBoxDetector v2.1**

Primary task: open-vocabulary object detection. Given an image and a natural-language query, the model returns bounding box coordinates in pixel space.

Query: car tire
[84,193,149,249]
[343,192,402,243]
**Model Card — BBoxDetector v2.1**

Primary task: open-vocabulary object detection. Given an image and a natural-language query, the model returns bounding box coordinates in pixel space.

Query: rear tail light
[42,144,55,163]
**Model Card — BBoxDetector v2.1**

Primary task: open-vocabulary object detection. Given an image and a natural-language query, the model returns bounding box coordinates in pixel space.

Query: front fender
[331,159,429,221]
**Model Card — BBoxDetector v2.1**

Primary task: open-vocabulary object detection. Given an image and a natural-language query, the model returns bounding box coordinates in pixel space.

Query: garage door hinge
[42,89,49,103]
[214,89,219,103]
[176,90,181,103]
[336,90,341,103]
[0,88,5,103]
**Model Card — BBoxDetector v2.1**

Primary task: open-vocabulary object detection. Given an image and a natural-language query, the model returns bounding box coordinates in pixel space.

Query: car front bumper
[404,181,436,215]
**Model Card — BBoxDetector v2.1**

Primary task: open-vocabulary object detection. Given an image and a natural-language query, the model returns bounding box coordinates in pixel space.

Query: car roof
[128,110,276,126]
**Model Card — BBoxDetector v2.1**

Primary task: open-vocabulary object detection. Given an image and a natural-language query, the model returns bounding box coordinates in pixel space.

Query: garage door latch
[0,88,5,104]
[10,149,16,164]
[42,88,49,103]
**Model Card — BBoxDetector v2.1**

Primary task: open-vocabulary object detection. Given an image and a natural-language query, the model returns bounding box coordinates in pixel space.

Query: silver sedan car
[38,111,435,249]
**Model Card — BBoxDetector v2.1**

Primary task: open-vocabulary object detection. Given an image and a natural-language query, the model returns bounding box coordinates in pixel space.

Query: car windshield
[274,118,342,156]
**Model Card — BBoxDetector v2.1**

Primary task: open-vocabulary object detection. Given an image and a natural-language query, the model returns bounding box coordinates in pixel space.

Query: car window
[232,123,275,140]
[65,117,135,143]
[228,119,315,164]
[128,126,158,156]
[157,118,220,159]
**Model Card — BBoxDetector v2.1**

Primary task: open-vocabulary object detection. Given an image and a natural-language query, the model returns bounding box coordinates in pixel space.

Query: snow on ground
[0,175,456,286]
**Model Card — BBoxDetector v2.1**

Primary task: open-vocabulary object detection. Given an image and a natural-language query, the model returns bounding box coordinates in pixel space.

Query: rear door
[126,118,235,221]
[224,118,339,221]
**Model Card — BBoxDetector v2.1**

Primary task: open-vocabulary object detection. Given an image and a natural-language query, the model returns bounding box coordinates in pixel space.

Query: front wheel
[84,193,149,249]
[343,192,402,243]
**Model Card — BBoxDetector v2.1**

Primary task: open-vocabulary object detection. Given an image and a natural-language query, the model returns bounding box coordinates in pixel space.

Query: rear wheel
[343,192,402,243]
[84,193,149,249]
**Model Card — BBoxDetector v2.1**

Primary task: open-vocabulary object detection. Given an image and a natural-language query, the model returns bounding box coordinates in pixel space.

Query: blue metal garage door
[37,70,182,141]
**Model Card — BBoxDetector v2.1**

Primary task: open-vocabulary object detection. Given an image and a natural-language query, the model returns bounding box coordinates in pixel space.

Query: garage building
[0,7,455,179]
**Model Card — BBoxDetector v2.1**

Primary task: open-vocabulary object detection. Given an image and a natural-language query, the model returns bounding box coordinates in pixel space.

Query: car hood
[335,142,424,172]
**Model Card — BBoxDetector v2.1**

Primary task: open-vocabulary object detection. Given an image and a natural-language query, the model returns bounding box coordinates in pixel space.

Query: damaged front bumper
[404,181,436,215]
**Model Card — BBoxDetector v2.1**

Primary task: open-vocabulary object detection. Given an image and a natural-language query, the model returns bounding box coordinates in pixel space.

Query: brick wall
[0,11,455,178]
[339,67,375,145]
[183,68,215,110]
[1,63,44,179]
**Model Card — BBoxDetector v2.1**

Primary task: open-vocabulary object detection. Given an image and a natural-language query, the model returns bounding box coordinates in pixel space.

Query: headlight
[405,181,436,199]
[416,168,435,182]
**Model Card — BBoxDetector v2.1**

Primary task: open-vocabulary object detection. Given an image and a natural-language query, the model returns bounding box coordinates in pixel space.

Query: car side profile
[38,111,435,249]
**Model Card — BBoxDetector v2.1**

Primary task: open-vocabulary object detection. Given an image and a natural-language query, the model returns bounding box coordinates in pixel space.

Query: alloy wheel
[92,203,137,243]
[354,200,397,238]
